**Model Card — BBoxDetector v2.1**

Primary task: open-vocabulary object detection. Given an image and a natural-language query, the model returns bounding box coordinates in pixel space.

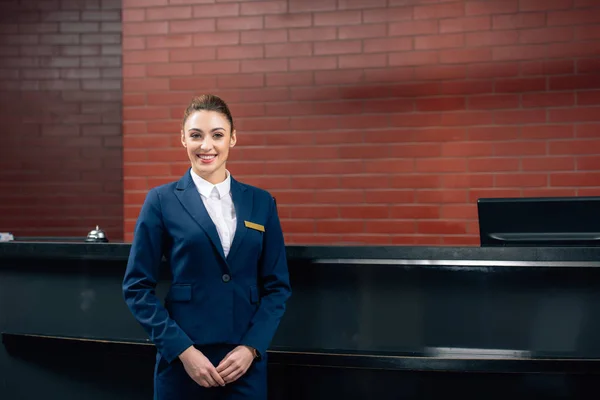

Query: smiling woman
[122,94,292,400]
[181,95,237,185]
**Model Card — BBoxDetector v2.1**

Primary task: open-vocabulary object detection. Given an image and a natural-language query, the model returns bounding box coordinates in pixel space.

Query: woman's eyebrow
[188,127,225,133]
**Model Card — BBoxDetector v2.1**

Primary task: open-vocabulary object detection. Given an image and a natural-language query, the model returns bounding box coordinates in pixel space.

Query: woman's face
[181,110,236,184]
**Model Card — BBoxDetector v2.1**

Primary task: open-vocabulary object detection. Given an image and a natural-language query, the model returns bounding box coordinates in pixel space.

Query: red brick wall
[122,0,600,245]
[0,0,124,239]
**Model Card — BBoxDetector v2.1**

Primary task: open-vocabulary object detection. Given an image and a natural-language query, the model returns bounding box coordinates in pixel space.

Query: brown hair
[181,94,234,132]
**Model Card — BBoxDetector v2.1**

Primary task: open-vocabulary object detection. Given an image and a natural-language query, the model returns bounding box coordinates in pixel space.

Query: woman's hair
[181,94,234,132]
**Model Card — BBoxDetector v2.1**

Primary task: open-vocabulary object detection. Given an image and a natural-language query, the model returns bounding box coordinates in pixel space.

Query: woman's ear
[230,129,237,147]
[181,130,186,148]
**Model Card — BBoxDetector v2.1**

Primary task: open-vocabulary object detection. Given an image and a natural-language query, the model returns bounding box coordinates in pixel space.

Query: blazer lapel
[174,170,226,262]
[227,176,252,261]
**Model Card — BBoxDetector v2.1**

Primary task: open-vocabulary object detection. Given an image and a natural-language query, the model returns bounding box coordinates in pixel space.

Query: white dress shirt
[190,169,237,257]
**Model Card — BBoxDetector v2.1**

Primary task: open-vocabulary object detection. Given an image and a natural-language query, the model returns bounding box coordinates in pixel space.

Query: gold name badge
[244,221,265,232]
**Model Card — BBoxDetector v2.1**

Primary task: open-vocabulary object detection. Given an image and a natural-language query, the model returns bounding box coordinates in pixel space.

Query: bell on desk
[85,225,109,243]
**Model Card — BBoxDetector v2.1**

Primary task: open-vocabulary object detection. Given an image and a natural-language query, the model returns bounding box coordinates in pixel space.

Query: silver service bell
[86,225,109,243]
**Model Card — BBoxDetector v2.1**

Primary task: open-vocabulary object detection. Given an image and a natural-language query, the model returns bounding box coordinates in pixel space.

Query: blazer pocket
[249,285,260,304]
[168,284,192,302]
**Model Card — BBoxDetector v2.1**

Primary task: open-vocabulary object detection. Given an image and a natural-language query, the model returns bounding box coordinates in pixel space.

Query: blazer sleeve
[240,195,292,357]
[122,188,194,363]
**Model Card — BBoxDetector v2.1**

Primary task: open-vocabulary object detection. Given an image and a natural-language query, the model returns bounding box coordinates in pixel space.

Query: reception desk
[2,241,600,399]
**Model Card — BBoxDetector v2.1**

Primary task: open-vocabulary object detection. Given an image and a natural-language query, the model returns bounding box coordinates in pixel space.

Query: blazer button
[222,274,231,283]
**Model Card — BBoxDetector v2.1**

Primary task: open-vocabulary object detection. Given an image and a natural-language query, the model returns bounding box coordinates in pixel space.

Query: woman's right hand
[179,346,226,388]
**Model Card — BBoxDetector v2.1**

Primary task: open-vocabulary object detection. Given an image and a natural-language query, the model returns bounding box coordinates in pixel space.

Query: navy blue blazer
[122,169,291,364]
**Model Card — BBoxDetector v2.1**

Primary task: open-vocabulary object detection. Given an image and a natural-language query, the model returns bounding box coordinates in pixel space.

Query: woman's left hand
[216,345,255,384]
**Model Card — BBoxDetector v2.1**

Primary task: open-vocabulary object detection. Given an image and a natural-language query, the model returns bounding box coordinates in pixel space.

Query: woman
[122,94,292,399]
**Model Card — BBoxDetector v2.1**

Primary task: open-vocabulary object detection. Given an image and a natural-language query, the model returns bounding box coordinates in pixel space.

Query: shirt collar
[190,168,231,199]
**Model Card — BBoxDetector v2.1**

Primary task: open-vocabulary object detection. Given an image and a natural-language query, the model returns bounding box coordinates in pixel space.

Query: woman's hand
[216,345,255,384]
[179,346,225,388]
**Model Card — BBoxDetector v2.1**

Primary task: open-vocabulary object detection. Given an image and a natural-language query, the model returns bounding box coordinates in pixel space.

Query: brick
[82,10,120,21]
[266,72,313,87]
[469,157,520,171]
[240,1,287,15]
[466,31,519,46]
[314,40,361,55]
[290,56,337,71]
[389,144,441,158]
[418,221,467,234]
[389,51,439,66]
[317,70,364,85]
[578,58,600,74]
[578,156,600,170]
[495,77,546,93]
[442,174,494,188]
[549,139,600,155]
[364,37,412,53]
[193,60,239,75]
[577,123,600,138]
[414,2,464,19]
[241,59,287,73]
[416,97,466,112]
[338,24,387,39]
[441,48,492,64]
[193,3,239,18]
[265,43,311,58]
[339,54,387,69]
[494,44,548,61]
[217,45,262,60]
[493,13,546,30]
[440,16,491,33]
[414,65,466,81]
[241,30,285,44]
[468,62,519,78]
[169,19,215,33]
[363,6,411,23]
[523,157,575,171]
[416,158,467,173]
[146,34,191,49]
[123,78,169,92]
[389,20,438,36]
[145,6,191,21]
[520,0,574,11]
[551,107,600,122]
[521,60,574,75]
[579,91,600,106]
[347,98,395,112]
[468,94,519,110]
[217,16,262,31]
[523,92,575,108]
[495,173,548,187]
[521,125,574,139]
[576,26,600,40]
[266,14,312,29]
[123,21,168,36]
[551,172,600,186]
[496,109,547,124]
[82,33,121,44]
[123,49,168,64]
[60,22,99,32]
[122,9,145,22]
[519,27,574,44]
[40,33,79,45]
[314,11,361,26]
[416,34,465,50]
[559,41,600,59]
[123,37,145,50]
[441,111,494,126]
[289,27,336,42]
[122,0,166,7]
[466,0,518,15]
[548,10,600,26]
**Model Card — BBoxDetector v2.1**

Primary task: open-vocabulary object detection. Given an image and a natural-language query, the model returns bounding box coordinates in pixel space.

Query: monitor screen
[477,196,600,247]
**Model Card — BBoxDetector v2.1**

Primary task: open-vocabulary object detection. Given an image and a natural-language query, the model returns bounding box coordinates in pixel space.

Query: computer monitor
[477,196,600,247]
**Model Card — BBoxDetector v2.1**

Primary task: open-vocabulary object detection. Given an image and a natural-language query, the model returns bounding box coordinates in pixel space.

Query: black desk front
[1,242,600,399]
